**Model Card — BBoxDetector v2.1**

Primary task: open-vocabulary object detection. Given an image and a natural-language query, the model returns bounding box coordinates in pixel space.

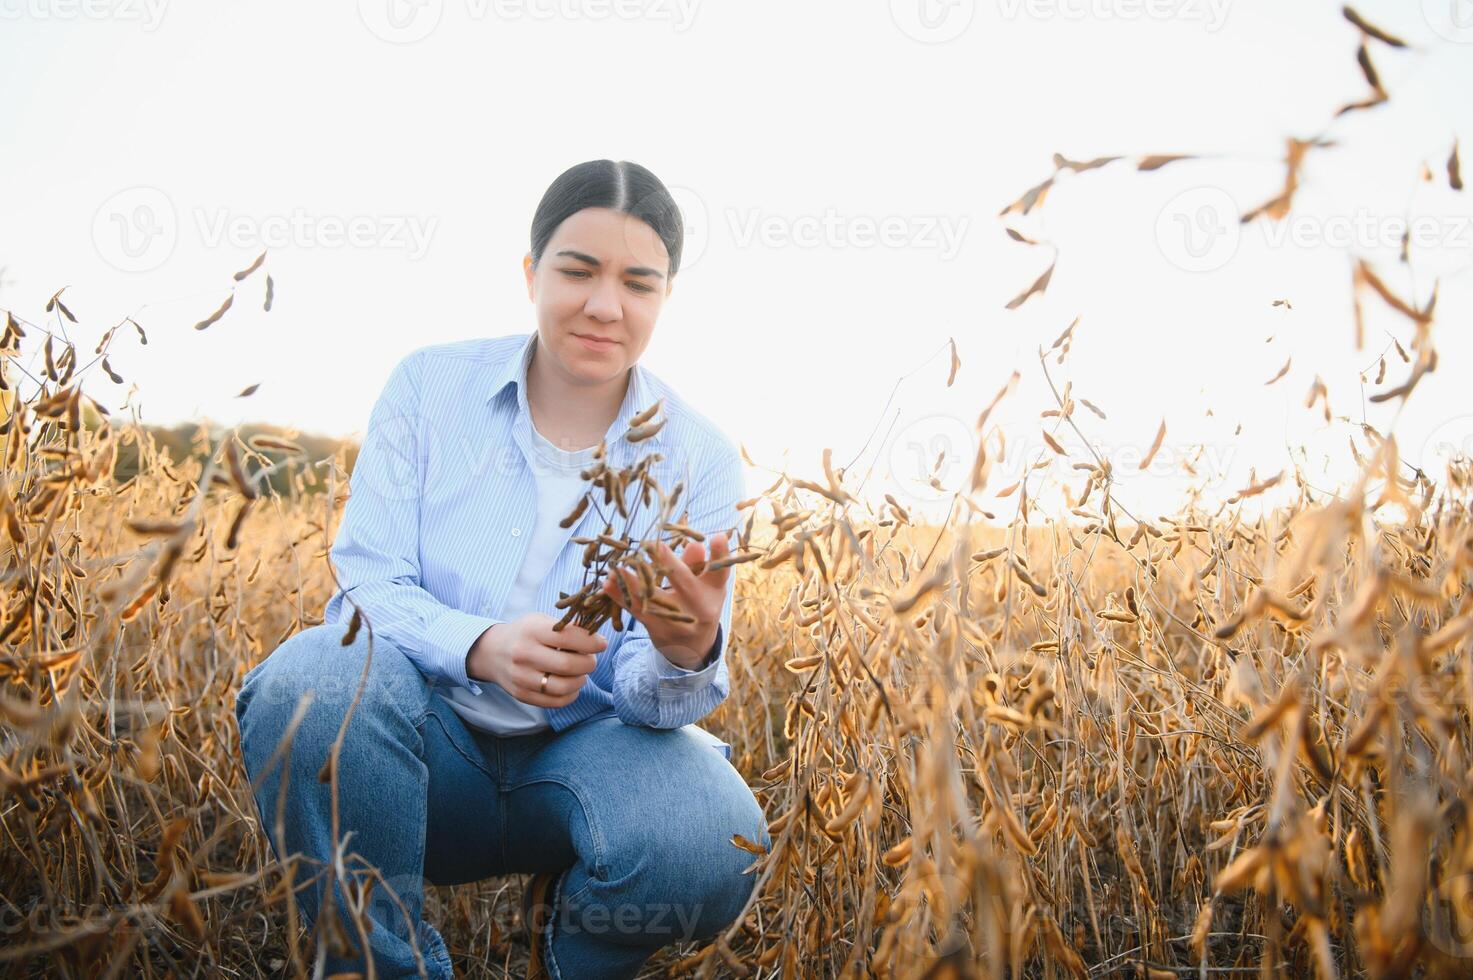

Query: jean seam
[544,865,600,980]
[491,737,509,871]
[556,873,595,912]
[390,640,440,972]
[545,867,566,980]
[421,707,498,784]
[402,713,434,978]
[417,918,454,979]
[496,794,508,876]
[501,775,608,880]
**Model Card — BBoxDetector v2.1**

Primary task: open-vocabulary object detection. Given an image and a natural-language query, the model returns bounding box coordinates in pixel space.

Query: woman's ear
[523,253,536,300]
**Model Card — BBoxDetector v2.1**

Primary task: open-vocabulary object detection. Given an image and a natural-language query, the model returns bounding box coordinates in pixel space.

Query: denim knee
[588,783,767,944]
[235,623,431,767]
[679,797,767,940]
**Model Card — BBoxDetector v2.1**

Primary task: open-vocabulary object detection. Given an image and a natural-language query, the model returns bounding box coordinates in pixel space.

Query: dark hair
[529,160,684,279]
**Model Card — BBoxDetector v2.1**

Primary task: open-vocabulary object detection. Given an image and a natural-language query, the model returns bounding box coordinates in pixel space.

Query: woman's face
[524,206,673,386]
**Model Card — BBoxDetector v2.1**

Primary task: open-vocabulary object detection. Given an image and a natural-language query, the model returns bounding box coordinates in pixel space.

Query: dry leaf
[193,292,235,331]
[1139,419,1166,470]
[232,250,267,282]
[1342,6,1409,47]
[999,176,1054,217]
[45,287,77,324]
[1005,259,1055,310]
[1138,154,1196,171]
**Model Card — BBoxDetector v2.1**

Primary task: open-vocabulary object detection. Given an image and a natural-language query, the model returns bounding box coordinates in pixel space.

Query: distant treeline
[107,418,359,498]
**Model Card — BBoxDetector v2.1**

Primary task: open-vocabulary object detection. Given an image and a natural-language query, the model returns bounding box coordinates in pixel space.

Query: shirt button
[511,527,521,537]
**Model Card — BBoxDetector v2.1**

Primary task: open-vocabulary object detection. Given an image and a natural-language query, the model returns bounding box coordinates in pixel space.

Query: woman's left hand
[600,531,732,670]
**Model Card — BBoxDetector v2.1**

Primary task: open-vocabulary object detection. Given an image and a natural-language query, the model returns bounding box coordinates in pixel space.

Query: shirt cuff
[653,625,723,688]
[424,607,500,695]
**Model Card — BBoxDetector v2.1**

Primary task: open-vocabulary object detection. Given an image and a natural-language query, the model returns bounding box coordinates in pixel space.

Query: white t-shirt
[439,422,599,735]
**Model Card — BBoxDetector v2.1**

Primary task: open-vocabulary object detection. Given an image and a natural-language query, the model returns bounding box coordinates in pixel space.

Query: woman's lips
[574,333,619,353]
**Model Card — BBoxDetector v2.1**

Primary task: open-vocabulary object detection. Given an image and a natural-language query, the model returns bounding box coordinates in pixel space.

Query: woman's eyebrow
[554,248,666,281]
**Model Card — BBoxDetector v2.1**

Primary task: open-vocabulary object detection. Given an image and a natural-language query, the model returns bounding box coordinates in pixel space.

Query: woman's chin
[564,355,624,383]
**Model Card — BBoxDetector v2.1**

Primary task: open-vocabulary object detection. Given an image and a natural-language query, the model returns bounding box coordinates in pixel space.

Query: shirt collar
[488,332,666,459]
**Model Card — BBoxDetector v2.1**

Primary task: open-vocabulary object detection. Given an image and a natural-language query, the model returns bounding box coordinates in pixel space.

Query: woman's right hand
[467,613,606,708]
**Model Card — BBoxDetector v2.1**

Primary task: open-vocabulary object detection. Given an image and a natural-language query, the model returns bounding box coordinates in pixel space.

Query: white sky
[2,0,1471,523]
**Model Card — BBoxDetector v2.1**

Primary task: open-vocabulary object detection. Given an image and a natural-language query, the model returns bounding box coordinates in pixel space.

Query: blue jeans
[234,623,769,979]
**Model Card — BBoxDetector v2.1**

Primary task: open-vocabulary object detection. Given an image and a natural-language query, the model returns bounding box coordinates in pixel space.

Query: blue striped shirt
[323,331,745,736]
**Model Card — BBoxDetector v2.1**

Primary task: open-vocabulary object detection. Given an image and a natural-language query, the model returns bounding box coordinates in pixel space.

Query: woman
[234,160,769,979]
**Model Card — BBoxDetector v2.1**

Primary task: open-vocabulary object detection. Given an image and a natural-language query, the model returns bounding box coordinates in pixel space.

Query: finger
[528,647,599,677]
[681,539,706,577]
[602,568,643,614]
[538,623,607,655]
[697,531,732,584]
[657,540,725,615]
[512,669,585,706]
[654,540,703,603]
[526,668,581,697]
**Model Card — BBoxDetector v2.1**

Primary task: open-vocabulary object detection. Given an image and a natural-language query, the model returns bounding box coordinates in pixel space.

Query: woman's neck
[525,340,629,451]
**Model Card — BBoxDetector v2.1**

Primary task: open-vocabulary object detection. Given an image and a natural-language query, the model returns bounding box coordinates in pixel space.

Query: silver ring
[540,672,550,694]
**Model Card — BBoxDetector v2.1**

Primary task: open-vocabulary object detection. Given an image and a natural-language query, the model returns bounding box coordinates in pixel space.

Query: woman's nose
[583,276,622,322]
